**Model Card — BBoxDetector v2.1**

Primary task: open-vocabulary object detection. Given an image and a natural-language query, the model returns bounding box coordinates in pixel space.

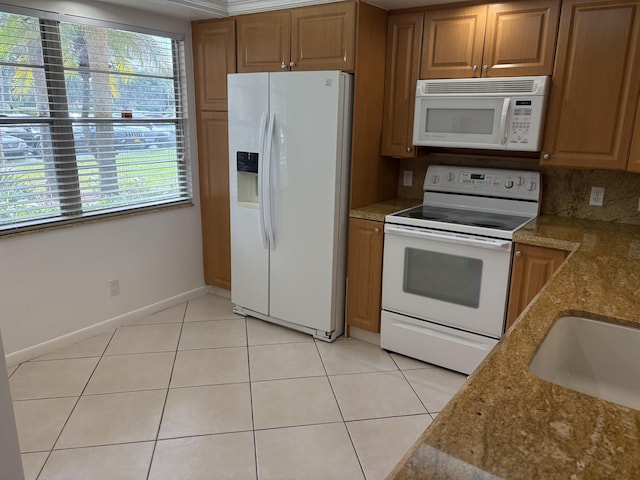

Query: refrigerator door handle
[257,112,269,249]
[265,113,276,250]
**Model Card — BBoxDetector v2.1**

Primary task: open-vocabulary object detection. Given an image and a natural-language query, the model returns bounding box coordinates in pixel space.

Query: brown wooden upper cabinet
[381,11,423,158]
[236,1,356,73]
[420,0,559,79]
[192,19,236,111]
[236,11,290,73]
[540,0,640,170]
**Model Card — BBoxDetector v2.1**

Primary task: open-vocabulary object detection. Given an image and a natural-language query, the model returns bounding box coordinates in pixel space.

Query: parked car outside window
[0,134,28,160]
[72,124,176,153]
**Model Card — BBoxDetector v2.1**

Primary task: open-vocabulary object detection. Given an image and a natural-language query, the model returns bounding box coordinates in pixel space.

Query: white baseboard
[348,326,381,346]
[208,285,231,299]
[6,286,209,367]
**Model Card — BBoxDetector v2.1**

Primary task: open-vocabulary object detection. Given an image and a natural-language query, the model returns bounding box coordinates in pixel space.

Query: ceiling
[93,0,451,20]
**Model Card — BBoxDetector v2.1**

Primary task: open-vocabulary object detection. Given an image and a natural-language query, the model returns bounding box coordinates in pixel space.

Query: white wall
[0,0,206,359]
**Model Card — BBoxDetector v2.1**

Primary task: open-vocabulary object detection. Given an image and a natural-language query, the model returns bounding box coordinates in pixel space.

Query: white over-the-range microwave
[413,75,550,152]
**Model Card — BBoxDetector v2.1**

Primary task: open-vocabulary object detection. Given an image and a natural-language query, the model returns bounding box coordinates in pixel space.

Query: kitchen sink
[529,315,640,410]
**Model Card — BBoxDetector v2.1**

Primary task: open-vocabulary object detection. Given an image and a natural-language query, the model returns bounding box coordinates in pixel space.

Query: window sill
[0,200,194,239]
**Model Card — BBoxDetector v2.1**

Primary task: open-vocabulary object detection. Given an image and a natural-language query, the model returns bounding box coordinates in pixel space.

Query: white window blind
[0,11,190,233]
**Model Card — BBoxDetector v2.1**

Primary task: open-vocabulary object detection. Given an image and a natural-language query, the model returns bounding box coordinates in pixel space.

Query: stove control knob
[431,175,440,184]
[516,176,525,186]
[505,180,514,189]
[527,181,537,191]
[447,172,456,182]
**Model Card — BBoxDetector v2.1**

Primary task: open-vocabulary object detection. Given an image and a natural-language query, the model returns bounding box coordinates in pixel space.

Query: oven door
[382,224,512,338]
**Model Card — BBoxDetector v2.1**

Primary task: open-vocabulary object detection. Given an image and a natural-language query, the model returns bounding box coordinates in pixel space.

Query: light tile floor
[7,294,467,480]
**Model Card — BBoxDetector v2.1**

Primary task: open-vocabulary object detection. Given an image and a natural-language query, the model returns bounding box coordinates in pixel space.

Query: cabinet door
[192,19,236,111]
[291,1,356,71]
[349,2,398,209]
[541,0,640,169]
[346,218,384,333]
[506,243,567,330]
[627,100,640,172]
[420,5,486,79]
[381,12,424,158]
[198,111,231,290]
[236,11,291,72]
[482,0,560,77]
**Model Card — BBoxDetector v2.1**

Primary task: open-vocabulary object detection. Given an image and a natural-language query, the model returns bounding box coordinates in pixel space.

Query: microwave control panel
[507,97,545,150]
[510,100,532,144]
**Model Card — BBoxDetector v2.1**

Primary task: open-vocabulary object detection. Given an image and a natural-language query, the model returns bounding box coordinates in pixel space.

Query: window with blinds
[0,11,191,233]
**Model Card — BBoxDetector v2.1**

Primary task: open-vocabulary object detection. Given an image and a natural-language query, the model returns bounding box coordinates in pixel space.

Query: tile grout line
[389,352,441,418]
[386,354,421,409]
[19,296,456,479]
[30,438,157,454]
[312,338,368,480]
[244,315,260,480]
[145,301,188,480]
[397,366,434,417]
[391,354,467,419]
[34,328,118,480]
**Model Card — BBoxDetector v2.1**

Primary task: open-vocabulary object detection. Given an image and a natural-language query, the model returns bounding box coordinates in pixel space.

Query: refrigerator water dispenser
[237,151,259,207]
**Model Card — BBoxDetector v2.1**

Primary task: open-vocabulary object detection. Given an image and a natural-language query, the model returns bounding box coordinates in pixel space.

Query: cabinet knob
[483,64,489,72]
[281,62,287,69]
[471,64,478,72]
[542,153,550,160]
[406,147,412,153]
[515,251,522,257]
[374,228,380,234]
[289,61,296,68]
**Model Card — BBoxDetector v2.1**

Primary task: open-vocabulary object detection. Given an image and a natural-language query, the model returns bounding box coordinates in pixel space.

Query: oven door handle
[384,224,511,251]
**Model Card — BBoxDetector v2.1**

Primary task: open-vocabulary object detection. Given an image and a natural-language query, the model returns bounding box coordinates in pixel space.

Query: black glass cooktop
[393,204,532,231]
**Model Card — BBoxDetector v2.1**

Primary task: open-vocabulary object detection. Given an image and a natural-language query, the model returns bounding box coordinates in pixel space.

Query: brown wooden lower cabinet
[346,218,384,333]
[197,111,231,290]
[506,243,567,330]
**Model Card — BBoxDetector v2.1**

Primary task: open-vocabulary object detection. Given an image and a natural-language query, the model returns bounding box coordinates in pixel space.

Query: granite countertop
[349,198,421,223]
[388,215,640,479]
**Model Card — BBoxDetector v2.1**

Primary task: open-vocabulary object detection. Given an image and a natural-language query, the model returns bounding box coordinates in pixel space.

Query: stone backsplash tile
[539,167,640,224]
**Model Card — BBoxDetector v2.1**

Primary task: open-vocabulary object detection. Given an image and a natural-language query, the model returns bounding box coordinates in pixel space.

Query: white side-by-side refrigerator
[227,71,353,341]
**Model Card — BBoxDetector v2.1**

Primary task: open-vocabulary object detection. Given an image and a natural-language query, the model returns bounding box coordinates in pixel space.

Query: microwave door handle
[499,98,511,145]
[384,224,511,251]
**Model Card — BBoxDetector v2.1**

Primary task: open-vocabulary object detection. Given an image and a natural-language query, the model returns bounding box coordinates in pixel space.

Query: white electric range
[381,165,541,375]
